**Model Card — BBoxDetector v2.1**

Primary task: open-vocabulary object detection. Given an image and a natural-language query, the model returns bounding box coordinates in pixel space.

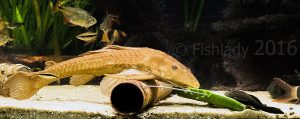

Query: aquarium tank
[0,0,299,118]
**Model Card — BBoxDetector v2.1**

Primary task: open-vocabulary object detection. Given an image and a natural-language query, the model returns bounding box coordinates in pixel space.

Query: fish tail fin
[3,72,39,100]
[3,72,57,100]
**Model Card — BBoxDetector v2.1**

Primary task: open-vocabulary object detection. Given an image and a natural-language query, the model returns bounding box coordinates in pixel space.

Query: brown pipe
[110,79,172,114]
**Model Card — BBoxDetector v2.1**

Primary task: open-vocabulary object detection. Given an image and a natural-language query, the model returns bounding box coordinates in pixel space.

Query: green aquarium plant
[183,0,206,32]
[0,0,92,55]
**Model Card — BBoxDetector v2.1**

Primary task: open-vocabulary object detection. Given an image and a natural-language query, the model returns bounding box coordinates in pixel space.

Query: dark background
[87,0,300,90]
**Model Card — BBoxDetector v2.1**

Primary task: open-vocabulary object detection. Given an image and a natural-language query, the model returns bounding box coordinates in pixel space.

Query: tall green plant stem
[193,0,205,31]
[15,7,30,47]
[183,0,206,32]
[33,0,42,44]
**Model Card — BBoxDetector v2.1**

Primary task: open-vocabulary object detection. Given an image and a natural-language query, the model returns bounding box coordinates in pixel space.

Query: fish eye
[172,65,178,70]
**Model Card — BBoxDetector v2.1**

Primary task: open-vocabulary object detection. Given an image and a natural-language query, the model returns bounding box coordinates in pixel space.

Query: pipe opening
[111,83,144,113]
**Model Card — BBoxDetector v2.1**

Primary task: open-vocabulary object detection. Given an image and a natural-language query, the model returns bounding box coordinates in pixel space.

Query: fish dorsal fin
[70,75,95,86]
[103,45,149,50]
[100,77,126,96]
[79,45,143,56]
[104,69,156,80]
[45,61,57,69]
[79,49,112,56]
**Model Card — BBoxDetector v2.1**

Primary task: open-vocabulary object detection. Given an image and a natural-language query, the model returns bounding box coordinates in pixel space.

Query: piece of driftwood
[0,54,75,69]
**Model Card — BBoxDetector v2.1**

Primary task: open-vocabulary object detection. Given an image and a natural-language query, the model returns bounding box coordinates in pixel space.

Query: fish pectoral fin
[45,61,57,69]
[70,75,95,86]
[104,69,156,80]
[100,77,126,96]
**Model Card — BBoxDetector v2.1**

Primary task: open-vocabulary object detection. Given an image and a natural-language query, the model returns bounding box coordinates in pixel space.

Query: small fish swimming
[76,30,126,46]
[99,14,121,45]
[110,30,127,45]
[268,78,299,103]
[55,6,97,29]
[4,45,200,100]
[5,22,24,30]
[76,31,98,45]
[52,0,70,7]
[99,14,120,31]
[0,34,14,46]
[0,19,23,32]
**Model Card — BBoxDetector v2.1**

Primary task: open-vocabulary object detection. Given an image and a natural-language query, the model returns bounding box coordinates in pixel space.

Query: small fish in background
[0,19,6,32]
[109,29,127,45]
[0,34,14,46]
[76,31,98,45]
[52,0,70,7]
[0,19,23,32]
[225,90,284,114]
[268,78,299,103]
[99,14,120,31]
[54,5,97,29]
[99,14,122,45]
[5,22,24,30]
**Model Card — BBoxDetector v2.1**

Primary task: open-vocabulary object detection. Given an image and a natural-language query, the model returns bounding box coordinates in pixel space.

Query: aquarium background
[1,0,300,90]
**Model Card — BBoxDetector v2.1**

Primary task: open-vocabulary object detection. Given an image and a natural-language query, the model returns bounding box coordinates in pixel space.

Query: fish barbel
[0,34,14,46]
[56,6,97,28]
[4,45,200,99]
